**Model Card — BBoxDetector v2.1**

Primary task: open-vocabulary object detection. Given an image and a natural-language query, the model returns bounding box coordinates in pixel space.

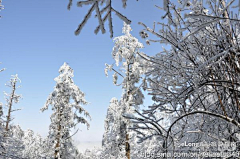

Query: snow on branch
[67,0,73,10]
[195,49,230,72]
[182,18,220,41]
[75,2,96,36]
[68,0,132,37]
[167,110,240,139]
[0,0,3,11]
[0,62,5,72]
[185,13,240,22]
[130,1,240,154]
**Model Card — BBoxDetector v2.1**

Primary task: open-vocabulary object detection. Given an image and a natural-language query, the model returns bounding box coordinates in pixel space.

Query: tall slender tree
[41,62,91,159]
[102,98,127,159]
[4,75,22,136]
[1,75,23,158]
[105,22,147,159]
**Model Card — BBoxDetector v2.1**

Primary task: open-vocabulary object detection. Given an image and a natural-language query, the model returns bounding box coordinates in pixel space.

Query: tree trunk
[125,61,131,159]
[220,0,232,40]
[5,80,16,136]
[54,107,62,159]
[3,79,17,159]
[125,133,130,159]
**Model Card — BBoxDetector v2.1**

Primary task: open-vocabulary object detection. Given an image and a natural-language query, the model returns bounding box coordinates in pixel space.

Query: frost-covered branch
[0,63,5,72]
[68,0,131,37]
[0,0,4,17]
[122,0,240,155]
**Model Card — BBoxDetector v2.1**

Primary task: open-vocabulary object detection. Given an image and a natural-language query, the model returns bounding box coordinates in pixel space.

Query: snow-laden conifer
[104,22,148,159]
[102,98,127,159]
[105,22,147,108]
[41,62,91,159]
[4,74,22,136]
[1,75,23,158]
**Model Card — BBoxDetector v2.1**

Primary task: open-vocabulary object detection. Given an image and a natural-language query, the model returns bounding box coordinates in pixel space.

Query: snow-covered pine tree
[102,98,127,159]
[41,62,91,159]
[105,22,147,159]
[22,129,53,158]
[1,74,23,158]
[4,125,24,158]
[22,129,41,158]
[4,74,22,137]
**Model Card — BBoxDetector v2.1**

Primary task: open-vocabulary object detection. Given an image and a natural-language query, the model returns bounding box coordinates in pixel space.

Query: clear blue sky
[0,0,163,143]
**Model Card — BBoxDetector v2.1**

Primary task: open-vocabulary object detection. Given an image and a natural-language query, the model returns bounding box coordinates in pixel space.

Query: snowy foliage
[0,75,23,158]
[124,0,240,155]
[102,98,164,159]
[22,129,46,158]
[2,125,24,158]
[73,147,103,159]
[102,98,128,159]
[41,62,91,158]
[105,22,148,108]
[1,0,240,158]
